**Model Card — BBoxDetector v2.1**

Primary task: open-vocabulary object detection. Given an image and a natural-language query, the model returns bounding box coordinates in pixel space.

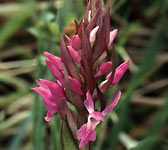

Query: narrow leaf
[61,118,78,150]
[129,136,158,150]
[96,84,106,111]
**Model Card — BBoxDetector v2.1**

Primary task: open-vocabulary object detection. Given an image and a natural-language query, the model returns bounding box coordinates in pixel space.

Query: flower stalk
[32,0,129,149]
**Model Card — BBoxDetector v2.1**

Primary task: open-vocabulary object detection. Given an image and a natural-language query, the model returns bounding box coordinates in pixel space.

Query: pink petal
[44,52,63,71]
[79,138,90,148]
[102,91,121,116]
[78,128,96,148]
[108,29,118,48]
[84,91,94,114]
[72,35,82,50]
[39,79,64,99]
[68,76,84,95]
[67,46,81,66]
[32,87,49,98]
[45,59,64,82]
[89,26,99,44]
[36,80,49,89]
[38,79,54,85]
[45,112,54,122]
[77,124,88,140]
[106,61,130,85]
[32,87,59,112]
[89,130,96,141]
[89,111,104,121]
[95,61,112,78]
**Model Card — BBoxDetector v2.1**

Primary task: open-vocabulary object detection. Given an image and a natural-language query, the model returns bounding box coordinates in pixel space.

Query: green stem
[61,118,78,150]
[79,144,90,150]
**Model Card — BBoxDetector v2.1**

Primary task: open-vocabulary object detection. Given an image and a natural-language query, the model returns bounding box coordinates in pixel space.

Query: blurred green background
[0,0,168,150]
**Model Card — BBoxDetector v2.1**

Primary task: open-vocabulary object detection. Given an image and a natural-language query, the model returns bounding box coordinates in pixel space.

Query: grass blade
[108,15,168,149]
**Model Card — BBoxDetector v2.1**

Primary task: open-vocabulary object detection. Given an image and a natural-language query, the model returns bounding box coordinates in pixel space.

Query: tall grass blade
[108,15,168,149]
[0,5,33,48]
[8,117,32,150]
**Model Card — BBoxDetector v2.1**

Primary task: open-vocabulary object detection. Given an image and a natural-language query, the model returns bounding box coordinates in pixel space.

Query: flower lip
[89,111,104,121]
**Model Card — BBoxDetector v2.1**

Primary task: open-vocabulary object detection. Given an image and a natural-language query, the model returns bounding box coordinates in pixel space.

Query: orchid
[32,0,129,149]
[32,79,65,122]
[77,90,121,148]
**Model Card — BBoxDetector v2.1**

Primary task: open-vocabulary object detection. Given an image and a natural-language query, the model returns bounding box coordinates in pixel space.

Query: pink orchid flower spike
[32,1,130,149]
[77,90,121,148]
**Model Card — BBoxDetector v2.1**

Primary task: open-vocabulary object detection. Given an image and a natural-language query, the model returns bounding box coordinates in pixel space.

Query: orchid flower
[95,61,112,78]
[77,91,121,148]
[32,0,129,149]
[106,61,130,86]
[65,34,82,50]
[67,46,82,67]
[32,79,65,122]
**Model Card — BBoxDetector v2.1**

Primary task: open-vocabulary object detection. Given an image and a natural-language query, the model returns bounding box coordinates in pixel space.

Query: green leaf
[49,116,61,150]
[0,5,33,48]
[72,0,85,19]
[8,117,32,150]
[129,136,158,150]
[61,118,78,150]
[56,0,74,32]
[108,15,168,149]
[0,91,28,107]
[144,91,168,137]
[32,94,45,150]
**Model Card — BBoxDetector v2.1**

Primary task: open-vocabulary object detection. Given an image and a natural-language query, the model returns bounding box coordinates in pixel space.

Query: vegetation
[0,0,168,149]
